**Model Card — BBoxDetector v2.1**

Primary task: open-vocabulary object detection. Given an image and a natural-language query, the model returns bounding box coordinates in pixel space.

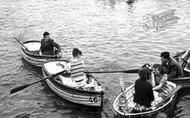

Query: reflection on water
[0,0,190,117]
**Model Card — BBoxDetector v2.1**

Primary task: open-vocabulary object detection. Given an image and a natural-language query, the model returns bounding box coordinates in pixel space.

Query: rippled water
[1,0,190,117]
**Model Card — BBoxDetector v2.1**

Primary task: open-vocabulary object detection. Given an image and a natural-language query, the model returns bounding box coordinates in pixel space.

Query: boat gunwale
[22,40,62,58]
[113,82,177,116]
[45,79,102,106]
[41,60,105,95]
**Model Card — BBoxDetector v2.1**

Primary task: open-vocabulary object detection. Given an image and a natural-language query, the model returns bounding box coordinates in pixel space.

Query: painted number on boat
[89,96,99,103]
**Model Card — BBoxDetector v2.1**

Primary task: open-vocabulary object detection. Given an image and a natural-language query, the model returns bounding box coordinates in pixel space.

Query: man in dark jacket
[40,32,61,55]
[160,51,184,80]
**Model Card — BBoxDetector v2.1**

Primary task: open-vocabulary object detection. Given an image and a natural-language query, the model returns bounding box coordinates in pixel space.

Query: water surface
[0,0,190,117]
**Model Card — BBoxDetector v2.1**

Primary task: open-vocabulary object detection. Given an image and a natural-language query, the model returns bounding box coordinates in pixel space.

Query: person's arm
[66,62,71,73]
[52,40,61,53]
[150,72,156,87]
[154,74,167,91]
[40,38,44,52]
[182,48,190,60]
[153,83,163,91]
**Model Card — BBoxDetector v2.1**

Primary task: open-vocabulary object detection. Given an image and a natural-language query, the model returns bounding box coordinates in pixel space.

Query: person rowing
[65,48,100,90]
[40,32,61,55]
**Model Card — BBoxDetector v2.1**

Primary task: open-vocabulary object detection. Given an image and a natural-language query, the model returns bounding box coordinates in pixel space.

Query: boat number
[89,96,99,103]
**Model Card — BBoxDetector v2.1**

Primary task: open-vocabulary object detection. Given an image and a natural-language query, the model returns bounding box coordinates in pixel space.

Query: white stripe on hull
[22,54,43,67]
[46,79,102,106]
[22,52,60,67]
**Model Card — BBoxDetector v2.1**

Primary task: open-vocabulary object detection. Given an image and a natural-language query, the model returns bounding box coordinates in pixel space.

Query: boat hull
[42,60,104,107]
[113,82,180,118]
[21,40,62,67]
[171,77,190,88]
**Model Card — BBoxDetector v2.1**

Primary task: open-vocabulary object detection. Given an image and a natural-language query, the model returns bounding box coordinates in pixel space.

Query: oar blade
[10,84,30,94]
[10,70,66,94]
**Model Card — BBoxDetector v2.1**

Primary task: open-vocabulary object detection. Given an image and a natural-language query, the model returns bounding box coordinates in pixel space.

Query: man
[40,32,61,55]
[67,48,97,89]
[181,48,190,69]
[160,51,183,80]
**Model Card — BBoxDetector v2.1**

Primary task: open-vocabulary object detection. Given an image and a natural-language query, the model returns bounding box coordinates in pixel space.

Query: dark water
[0,0,190,117]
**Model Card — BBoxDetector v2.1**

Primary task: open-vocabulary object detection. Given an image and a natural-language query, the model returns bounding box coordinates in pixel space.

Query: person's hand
[58,52,62,56]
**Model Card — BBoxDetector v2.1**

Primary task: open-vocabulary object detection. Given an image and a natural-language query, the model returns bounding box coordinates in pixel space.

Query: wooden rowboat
[21,40,62,67]
[41,60,104,107]
[113,81,181,118]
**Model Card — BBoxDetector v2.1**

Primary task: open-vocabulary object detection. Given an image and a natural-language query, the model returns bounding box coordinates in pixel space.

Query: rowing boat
[113,81,181,118]
[21,40,62,67]
[41,60,104,107]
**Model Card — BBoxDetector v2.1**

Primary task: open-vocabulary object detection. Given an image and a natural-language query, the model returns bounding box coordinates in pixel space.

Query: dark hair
[43,32,50,37]
[138,68,151,81]
[72,48,82,57]
[160,51,170,59]
[152,64,165,75]
[142,63,152,71]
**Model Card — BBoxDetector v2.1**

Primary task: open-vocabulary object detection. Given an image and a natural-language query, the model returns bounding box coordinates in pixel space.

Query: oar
[171,76,190,82]
[13,37,28,50]
[119,77,127,101]
[10,70,66,94]
[85,69,139,74]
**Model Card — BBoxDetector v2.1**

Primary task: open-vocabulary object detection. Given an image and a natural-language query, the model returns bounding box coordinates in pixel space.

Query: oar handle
[13,37,28,50]
[85,69,139,74]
